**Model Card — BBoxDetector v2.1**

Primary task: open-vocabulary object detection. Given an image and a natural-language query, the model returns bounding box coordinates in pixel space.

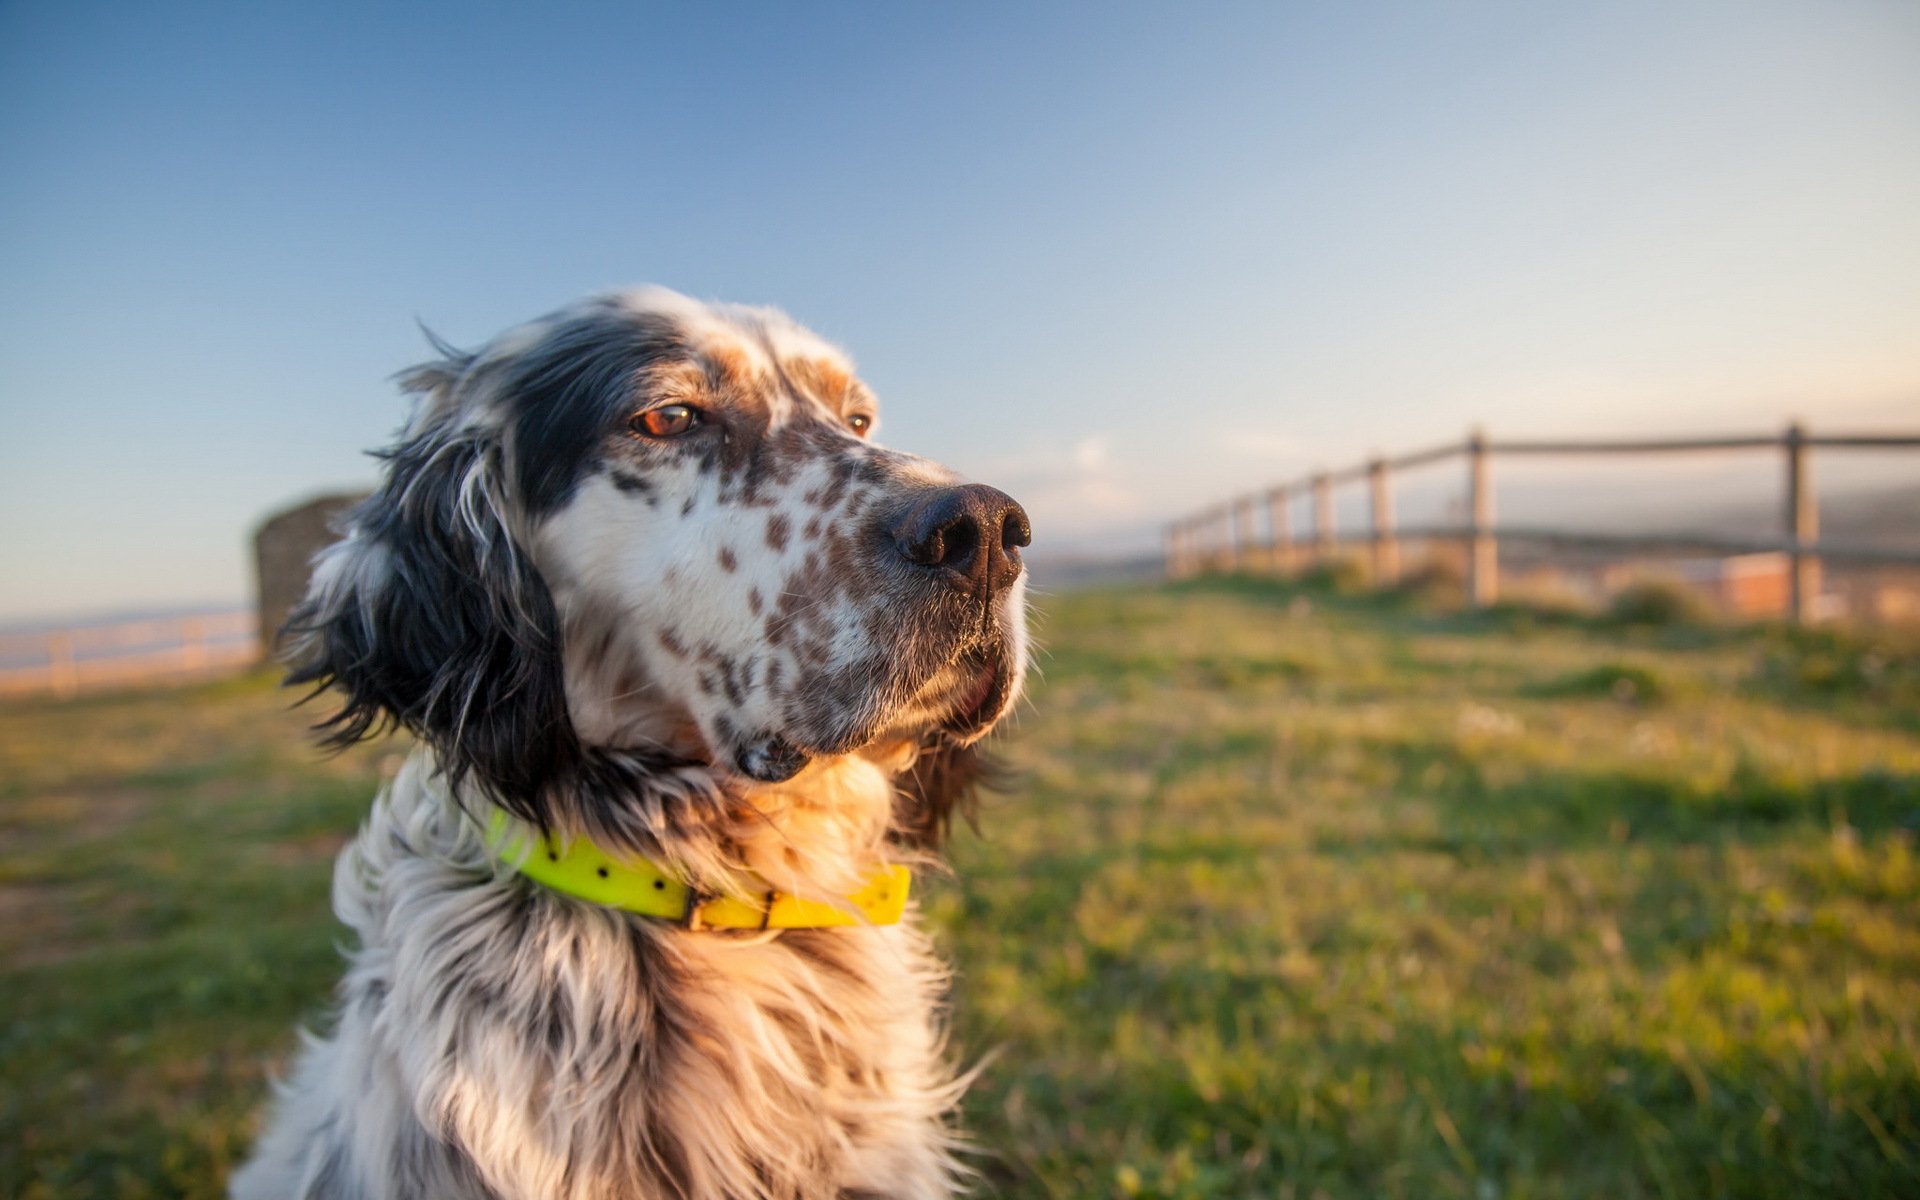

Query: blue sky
[2,1,1916,622]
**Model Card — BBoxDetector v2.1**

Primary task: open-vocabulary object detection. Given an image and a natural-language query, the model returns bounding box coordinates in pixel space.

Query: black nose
[891,484,1031,595]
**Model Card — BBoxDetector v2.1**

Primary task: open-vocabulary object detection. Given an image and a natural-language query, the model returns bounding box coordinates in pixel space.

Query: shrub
[1607,575,1714,627]
[1532,662,1671,705]
[1296,555,1366,594]
[1384,555,1466,606]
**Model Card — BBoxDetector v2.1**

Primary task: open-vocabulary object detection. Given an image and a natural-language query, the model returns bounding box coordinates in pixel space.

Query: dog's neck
[457,737,923,913]
[724,738,921,896]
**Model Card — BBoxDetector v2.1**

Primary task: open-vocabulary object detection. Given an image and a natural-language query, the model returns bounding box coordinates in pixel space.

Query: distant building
[252,492,366,655]
[1599,552,1837,621]
[1673,552,1794,619]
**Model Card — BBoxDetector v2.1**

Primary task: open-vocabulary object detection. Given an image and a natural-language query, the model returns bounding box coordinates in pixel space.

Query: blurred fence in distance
[0,609,260,699]
[1167,423,1920,624]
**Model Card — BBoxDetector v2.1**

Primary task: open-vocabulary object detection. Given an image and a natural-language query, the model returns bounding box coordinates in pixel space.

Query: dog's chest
[366,883,958,1199]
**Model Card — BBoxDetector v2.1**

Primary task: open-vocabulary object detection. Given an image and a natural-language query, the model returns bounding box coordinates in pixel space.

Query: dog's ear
[284,364,575,828]
[892,739,1000,851]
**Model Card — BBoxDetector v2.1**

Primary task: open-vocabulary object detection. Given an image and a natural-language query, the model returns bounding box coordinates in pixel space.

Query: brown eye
[848,414,873,437]
[632,404,701,438]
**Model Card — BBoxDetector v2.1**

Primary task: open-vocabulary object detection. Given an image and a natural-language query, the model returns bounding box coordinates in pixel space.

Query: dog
[231,288,1030,1200]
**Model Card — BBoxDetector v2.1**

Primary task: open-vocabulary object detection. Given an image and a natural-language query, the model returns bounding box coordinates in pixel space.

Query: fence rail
[1167,422,1920,622]
[0,610,260,699]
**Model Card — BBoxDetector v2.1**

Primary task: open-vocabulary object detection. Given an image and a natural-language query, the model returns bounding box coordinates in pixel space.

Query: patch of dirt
[0,786,154,855]
[263,831,351,866]
[0,882,83,968]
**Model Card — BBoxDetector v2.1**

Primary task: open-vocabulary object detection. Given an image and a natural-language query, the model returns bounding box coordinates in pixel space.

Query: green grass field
[4,578,1918,1198]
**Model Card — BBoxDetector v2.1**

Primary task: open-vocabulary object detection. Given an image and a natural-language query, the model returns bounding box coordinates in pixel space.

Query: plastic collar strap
[485,810,910,931]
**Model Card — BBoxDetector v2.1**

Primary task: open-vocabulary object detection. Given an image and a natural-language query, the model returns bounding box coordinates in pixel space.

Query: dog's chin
[730,642,1020,782]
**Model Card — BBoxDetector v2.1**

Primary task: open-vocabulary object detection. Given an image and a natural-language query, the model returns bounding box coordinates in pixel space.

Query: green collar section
[485,810,910,931]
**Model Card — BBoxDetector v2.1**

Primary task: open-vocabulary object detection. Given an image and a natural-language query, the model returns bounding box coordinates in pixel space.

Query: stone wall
[252,492,366,656]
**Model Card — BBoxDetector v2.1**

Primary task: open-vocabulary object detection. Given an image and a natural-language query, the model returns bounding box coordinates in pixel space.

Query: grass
[0,675,395,1198]
[4,578,1918,1198]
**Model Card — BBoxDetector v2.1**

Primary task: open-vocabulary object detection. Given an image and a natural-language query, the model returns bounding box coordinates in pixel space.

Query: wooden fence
[1166,422,1920,623]
[0,610,261,699]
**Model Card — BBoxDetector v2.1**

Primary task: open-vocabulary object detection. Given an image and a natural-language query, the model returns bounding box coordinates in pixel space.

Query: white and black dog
[232,288,1029,1200]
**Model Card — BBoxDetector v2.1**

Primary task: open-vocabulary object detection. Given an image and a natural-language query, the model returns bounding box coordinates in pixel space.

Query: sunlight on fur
[234,289,1029,1200]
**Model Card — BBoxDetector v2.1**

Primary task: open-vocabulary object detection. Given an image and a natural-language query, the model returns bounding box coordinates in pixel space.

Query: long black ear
[892,739,1002,851]
[283,398,576,828]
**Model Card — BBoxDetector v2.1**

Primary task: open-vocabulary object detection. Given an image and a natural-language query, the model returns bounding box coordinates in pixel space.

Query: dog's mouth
[734,642,1017,783]
[939,646,1014,741]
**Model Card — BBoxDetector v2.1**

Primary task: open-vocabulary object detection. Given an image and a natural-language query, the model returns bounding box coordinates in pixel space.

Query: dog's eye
[848,414,874,437]
[632,405,702,438]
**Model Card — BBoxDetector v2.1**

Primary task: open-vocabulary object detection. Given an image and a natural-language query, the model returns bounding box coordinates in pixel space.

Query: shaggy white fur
[232,752,967,1200]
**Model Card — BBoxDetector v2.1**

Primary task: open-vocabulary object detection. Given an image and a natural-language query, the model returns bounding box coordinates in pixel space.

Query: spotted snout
[736,481,1031,782]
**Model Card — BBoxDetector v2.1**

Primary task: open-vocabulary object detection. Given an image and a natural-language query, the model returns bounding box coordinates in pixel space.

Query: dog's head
[288,289,1027,848]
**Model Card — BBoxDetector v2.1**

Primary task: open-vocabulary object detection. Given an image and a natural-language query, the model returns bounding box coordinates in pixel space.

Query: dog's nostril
[937,519,980,573]
[1001,510,1031,553]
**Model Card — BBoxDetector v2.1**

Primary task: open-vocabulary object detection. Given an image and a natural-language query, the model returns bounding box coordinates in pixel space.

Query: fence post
[1467,428,1497,606]
[1267,488,1293,576]
[1368,457,1399,585]
[1313,473,1335,561]
[1785,421,1819,623]
[48,632,78,698]
[1232,497,1257,573]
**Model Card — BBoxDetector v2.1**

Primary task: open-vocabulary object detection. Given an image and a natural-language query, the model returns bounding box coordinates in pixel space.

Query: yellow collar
[485,811,910,931]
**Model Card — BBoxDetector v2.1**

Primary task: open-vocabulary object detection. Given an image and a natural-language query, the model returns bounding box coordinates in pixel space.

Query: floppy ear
[283,371,577,828]
[891,739,1001,851]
